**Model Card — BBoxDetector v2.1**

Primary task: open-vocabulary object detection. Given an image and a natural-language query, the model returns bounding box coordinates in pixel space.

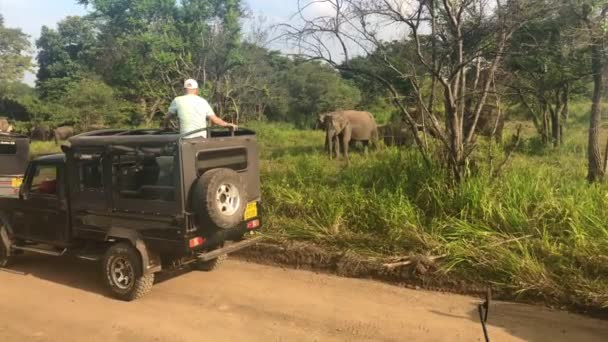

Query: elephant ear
[331,115,348,131]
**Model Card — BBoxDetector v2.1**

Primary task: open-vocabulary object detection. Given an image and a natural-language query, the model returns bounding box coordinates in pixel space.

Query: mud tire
[102,242,154,301]
[193,254,227,272]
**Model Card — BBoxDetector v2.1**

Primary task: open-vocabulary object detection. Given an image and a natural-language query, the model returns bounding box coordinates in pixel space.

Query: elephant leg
[334,135,341,159]
[362,141,369,154]
[327,133,333,160]
[343,128,351,164]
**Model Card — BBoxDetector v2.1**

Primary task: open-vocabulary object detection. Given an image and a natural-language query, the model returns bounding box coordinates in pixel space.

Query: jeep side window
[29,165,58,196]
[112,152,176,202]
[78,155,103,191]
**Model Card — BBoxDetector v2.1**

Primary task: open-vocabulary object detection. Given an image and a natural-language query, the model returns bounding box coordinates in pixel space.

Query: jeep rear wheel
[193,254,227,272]
[102,242,154,301]
[193,168,247,229]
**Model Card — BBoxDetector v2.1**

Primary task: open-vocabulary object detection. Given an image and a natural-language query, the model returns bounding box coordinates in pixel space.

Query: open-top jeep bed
[0,128,262,300]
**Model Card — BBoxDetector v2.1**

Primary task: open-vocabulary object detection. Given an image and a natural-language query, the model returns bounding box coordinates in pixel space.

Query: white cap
[184,79,199,89]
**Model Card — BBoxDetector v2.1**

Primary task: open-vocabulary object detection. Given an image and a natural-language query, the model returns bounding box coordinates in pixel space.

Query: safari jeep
[0,132,29,198]
[0,128,262,301]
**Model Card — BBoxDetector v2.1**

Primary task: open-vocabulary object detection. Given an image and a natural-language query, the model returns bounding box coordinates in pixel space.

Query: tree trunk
[587,37,605,182]
[551,91,562,147]
[541,102,549,145]
[560,84,569,146]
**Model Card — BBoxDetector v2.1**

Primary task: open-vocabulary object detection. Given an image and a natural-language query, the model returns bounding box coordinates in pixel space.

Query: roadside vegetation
[250,107,608,310]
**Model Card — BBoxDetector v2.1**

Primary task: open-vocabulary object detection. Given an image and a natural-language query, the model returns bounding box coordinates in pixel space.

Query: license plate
[244,202,258,220]
[11,177,22,188]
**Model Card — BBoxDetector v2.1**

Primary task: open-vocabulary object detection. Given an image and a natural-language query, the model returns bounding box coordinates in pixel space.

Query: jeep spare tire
[193,168,246,229]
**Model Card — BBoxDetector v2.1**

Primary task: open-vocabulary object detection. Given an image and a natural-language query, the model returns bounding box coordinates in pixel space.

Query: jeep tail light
[189,237,205,248]
[247,219,260,230]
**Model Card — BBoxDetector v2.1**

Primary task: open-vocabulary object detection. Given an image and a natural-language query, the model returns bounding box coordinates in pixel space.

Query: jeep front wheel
[0,225,13,268]
[0,240,11,268]
[102,242,154,301]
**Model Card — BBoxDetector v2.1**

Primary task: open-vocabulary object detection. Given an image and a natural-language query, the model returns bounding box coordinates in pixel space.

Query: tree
[506,10,588,147]
[77,0,246,126]
[36,16,97,100]
[570,1,608,182]
[0,82,35,121]
[282,61,361,127]
[60,77,130,129]
[0,14,32,85]
[284,0,545,181]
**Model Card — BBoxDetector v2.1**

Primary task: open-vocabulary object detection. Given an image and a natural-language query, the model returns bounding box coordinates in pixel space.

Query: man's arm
[202,99,237,129]
[209,114,237,129]
[163,99,178,128]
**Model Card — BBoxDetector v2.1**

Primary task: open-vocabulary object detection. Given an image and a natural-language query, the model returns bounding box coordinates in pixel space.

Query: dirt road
[0,255,606,342]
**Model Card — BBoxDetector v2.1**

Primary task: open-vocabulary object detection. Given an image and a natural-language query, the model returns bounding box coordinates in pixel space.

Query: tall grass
[250,121,608,309]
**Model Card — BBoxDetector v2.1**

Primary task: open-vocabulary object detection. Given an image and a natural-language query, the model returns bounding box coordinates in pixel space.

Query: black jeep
[0,128,262,300]
[0,132,29,198]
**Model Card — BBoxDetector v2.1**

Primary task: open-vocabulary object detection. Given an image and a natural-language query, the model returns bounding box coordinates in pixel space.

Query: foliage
[36,16,98,100]
[280,61,361,128]
[506,5,590,147]
[0,15,32,84]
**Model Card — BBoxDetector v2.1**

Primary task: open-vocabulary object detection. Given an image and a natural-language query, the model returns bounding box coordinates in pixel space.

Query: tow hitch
[197,236,262,262]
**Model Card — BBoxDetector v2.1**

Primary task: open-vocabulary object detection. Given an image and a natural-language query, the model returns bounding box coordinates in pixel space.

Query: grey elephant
[320,110,379,155]
[324,112,351,163]
[30,124,52,141]
[54,126,76,145]
[378,123,416,147]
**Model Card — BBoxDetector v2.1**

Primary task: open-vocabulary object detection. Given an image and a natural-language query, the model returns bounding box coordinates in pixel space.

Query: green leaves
[0,14,33,84]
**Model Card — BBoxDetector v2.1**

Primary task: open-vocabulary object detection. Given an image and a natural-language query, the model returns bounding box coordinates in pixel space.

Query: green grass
[30,141,62,156]
[27,105,608,309]
[247,110,608,309]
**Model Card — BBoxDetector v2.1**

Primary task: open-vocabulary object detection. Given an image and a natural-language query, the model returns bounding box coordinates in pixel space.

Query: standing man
[165,79,236,138]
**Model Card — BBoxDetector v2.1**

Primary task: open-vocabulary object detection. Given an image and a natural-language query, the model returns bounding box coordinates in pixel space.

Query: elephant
[378,123,416,147]
[324,112,352,163]
[54,126,76,145]
[320,110,379,154]
[30,124,52,141]
[464,101,505,142]
[0,118,13,133]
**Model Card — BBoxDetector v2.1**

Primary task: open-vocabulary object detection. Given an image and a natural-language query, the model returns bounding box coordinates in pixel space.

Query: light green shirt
[168,95,215,137]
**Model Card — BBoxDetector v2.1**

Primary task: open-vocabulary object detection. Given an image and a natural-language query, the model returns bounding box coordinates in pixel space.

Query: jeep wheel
[193,254,227,272]
[0,225,13,268]
[0,240,11,268]
[102,242,154,301]
[193,168,246,229]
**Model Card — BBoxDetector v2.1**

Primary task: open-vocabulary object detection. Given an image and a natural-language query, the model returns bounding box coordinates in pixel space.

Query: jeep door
[18,162,69,244]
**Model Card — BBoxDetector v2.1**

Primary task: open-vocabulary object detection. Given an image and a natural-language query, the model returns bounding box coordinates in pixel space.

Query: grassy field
[29,105,608,310]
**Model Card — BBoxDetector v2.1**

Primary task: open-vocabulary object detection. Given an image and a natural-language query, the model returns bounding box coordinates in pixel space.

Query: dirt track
[0,255,606,342]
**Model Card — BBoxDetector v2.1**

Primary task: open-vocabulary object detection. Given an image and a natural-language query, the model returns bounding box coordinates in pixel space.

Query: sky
[0,0,307,85]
